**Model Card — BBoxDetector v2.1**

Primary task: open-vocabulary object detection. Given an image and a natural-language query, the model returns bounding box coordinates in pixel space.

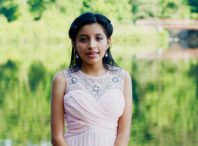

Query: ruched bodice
[63,66,125,146]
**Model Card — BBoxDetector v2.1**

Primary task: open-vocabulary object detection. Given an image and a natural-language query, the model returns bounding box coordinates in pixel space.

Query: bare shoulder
[123,69,132,81]
[53,70,65,81]
[52,70,66,91]
[123,69,132,101]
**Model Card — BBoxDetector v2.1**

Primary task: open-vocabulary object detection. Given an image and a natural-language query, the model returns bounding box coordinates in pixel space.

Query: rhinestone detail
[65,67,124,100]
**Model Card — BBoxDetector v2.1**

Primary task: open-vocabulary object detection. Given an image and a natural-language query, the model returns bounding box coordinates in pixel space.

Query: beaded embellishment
[64,66,124,100]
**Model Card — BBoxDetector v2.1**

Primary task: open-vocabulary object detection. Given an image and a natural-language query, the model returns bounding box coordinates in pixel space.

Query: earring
[75,54,79,59]
[105,52,108,57]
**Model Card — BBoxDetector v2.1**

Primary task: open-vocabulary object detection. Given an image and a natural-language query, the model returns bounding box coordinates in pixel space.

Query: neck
[80,63,107,76]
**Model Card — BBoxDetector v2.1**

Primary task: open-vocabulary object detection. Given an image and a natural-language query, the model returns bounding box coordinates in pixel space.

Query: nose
[88,39,96,49]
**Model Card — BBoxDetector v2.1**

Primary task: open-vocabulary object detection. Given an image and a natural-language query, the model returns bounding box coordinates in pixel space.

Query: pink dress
[63,66,125,146]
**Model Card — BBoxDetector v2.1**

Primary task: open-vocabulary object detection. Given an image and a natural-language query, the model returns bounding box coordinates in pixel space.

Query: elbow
[118,132,131,144]
[51,135,64,145]
[51,136,57,145]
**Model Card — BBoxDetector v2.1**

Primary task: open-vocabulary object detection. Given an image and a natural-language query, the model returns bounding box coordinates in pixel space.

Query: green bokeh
[0,0,197,146]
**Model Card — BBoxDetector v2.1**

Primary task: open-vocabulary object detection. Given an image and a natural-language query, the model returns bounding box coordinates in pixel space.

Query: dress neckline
[78,69,109,79]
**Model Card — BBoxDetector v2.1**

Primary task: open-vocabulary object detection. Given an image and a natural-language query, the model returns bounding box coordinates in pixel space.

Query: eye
[79,37,88,42]
[96,36,103,41]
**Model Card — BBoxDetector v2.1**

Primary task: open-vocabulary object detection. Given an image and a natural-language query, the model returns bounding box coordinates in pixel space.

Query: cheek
[76,43,87,53]
[101,43,109,51]
[101,47,107,53]
[76,42,86,48]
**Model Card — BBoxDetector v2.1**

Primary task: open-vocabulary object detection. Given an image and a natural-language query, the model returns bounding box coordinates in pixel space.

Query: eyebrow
[78,33,104,37]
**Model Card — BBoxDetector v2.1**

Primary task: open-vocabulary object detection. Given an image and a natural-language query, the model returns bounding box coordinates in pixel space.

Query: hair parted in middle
[68,12,118,71]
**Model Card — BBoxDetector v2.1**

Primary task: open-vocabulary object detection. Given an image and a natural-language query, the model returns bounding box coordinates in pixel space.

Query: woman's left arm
[114,70,132,146]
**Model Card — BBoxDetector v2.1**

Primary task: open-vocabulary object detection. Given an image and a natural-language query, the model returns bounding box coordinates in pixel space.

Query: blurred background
[0,0,198,146]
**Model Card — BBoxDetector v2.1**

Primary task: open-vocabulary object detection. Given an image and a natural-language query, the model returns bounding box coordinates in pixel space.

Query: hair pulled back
[68,12,117,71]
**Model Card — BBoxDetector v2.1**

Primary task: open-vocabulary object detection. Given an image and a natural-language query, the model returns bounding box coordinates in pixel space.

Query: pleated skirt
[65,127,116,146]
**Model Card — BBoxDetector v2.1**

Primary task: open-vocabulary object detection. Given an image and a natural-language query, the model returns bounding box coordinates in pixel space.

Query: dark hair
[68,12,118,71]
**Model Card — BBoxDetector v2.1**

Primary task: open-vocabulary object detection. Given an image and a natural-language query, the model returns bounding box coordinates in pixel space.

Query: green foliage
[80,0,132,21]
[0,60,51,144]
[0,0,19,21]
[158,0,191,18]
[0,59,197,146]
[130,0,192,21]
[187,61,198,99]
[130,0,158,20]
[27,0,55,20]
[1,0,197,22]
[51,0,81,18]
[0,1,197,145]
[0,60,18,106]
[28,61,46,91]
[0,0,55,21]
[188,0,198,13]
[130,59,198,146]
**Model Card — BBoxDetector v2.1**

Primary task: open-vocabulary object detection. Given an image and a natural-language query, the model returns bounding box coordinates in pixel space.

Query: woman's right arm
[51,71,69,146]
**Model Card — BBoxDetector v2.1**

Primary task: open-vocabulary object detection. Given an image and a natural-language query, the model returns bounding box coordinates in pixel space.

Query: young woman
[51,12,132,146]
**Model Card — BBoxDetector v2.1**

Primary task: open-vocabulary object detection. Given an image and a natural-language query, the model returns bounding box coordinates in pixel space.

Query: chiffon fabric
[63,66,125,146]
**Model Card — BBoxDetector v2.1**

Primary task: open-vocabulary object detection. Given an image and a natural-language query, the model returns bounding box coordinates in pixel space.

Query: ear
[107,38,111,48]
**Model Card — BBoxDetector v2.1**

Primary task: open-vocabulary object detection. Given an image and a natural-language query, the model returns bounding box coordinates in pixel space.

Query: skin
[114,71,132,146]
[51,71,68,146]
[51,22,132,146]
[74,23,111,75]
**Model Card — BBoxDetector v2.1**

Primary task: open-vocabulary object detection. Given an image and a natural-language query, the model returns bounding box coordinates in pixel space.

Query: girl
[51,12,132,146]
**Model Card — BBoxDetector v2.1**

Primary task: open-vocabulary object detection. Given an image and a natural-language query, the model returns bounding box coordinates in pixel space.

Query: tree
[0,0,55,22]
[130,0,160,22]
[130,0,191,21]
[27,0,55,20]
[188,0,198,13]
[80,0,132,22]
[158,0,190,18]
[0,0,19,22]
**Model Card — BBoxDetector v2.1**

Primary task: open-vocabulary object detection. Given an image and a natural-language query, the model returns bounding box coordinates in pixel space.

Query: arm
[51,71,69,146]
[114,70,132,146]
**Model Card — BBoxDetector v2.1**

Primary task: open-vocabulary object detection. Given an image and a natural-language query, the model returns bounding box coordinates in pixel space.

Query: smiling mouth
[86,52,99,58]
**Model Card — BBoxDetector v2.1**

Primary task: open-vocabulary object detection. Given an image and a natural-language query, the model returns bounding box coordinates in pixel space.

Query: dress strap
[63,69,70,93]
[63,68,82,93]
[119,68,125,93]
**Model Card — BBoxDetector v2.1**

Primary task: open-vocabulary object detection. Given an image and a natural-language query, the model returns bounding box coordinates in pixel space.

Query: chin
[86,59,102,65]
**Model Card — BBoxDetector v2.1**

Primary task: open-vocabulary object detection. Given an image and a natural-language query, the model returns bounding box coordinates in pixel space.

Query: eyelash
[96,37,103,40]
[79,38,87,42]
[79,37,103,42]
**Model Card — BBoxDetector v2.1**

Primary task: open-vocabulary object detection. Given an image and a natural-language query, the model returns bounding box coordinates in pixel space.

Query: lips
[86,52,99,58]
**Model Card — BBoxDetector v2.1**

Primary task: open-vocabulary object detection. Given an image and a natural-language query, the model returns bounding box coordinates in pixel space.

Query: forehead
[77,23,106,36]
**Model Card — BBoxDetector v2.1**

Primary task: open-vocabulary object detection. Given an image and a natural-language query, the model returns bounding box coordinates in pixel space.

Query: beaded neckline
[64,66,124,100]
[78,70,109,79]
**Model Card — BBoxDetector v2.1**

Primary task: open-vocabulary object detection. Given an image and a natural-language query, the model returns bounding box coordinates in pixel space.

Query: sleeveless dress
[63,66,125,146]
